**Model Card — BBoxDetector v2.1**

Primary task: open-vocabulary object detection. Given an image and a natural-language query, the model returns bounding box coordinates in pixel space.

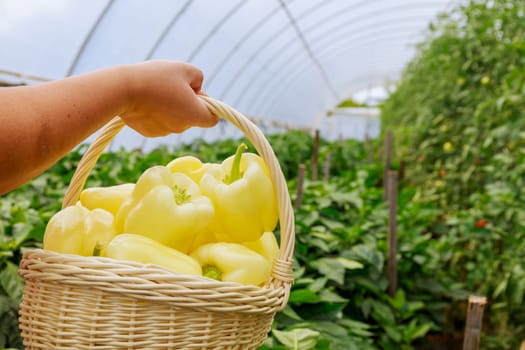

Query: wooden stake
[384,131,393,200]
[294,164,306,210]
[312,129,320,181]
[323,152,331,181]
[387,170,398,297]
[463,296,487,350]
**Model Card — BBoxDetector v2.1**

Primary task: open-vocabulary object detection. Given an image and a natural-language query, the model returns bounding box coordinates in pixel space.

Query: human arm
[0,60,217,194]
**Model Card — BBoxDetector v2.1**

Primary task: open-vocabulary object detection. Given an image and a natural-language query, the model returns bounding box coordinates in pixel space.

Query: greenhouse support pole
[387,170,398,297]
[312,129,320,181]
[384,131,393,200]
[294,164,306,210]
[463,296,487,350]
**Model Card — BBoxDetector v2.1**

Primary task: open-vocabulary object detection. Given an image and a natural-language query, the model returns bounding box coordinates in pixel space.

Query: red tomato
[475,220,488,228]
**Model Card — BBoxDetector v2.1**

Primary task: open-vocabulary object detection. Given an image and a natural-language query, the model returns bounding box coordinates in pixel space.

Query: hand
[0,60,219,194]
[120,60,218,137]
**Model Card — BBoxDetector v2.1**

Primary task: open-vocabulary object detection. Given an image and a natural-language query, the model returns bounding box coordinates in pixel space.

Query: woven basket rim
[20,248,289,315]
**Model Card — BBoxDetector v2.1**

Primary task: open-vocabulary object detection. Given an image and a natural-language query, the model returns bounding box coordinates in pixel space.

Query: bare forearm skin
[0,61,216,195]
[0,66,128,194]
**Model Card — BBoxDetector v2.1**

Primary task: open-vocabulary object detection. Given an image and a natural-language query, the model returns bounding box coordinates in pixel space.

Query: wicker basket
[18,96,295,349]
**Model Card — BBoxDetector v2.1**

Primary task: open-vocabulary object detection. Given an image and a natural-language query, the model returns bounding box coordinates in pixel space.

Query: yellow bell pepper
[43,205,116,256]
[200,143,278,243]
[166,155,219,184]
[190,242,271,286]
[188,229,217,252]
[79,183,134,216]
[114,166,182,233]
[105,233,202,276]
[115,166,214,253]
[242,231,279,264]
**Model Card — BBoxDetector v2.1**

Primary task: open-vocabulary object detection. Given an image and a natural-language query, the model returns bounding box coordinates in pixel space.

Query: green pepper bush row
[381,0,525,347]
[0,124,522,349]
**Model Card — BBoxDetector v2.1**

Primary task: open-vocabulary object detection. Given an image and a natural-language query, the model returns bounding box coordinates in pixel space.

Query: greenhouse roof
[0,0,458,148]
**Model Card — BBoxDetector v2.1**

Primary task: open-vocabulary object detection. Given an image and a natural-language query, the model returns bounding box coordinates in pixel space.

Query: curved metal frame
[36,0,453,132]
[145,0,193,60]
[204,0,325,87]
[264,66,404,124]
[252,29,423,118]
[217,0,350,100]
[203,3,283,88]
[230,2,443,109]
[186,0,247,62]
[307,2,443,52]
[278,0,340,100]
[66,0,114,76]
[256,44,417,119]
[240,17,431,115]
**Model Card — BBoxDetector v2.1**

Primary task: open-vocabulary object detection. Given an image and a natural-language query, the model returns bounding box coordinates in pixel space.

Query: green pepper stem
[202,264,223,281]
[92,241,104,256]
[173,185,191,205]
[225,143,248,184]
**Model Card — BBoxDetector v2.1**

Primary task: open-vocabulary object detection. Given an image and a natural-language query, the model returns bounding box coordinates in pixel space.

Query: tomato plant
[381,0,525,347]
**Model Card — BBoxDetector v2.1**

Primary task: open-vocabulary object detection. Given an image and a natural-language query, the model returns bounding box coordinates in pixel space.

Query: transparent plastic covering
[0,0,456,150]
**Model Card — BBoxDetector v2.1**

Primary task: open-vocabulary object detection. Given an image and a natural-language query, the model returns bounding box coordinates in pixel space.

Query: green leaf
[282,305,303,321]
[310,321,348,338]
[319,289,348,304]
[384,325,402,343]
[330,191,363,209]
[292,266,306,280]
[404,320,433,342]
[371,300,396,325]
[299,302,347,322]
[272,328,320,350]
[310,258,345,285]
[0,262,24,304]
[289,289,321,305]
[343,245,384,272]
[11,223,33,247]
[335,257,364,270]
[510,276,525,305]
[0,294,23,348]
[338,318,374,337]
[388,289,406,310]
[352,276,384,294]
[308,277,328,293]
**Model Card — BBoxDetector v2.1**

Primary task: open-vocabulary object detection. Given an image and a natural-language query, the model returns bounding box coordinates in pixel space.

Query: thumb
[190,93,219,128]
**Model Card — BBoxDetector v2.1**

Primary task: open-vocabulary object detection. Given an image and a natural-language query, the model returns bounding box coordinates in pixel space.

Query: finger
[192,96,219,127]
[177,82,218,128]
[187,66,205,93]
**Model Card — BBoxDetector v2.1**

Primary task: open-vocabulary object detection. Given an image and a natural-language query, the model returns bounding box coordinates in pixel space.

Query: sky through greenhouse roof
[0,0,458,149]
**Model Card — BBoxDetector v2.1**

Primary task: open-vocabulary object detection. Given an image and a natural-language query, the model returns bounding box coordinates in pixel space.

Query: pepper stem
[224,143,248,184]
[92,241,104,256]
[202,264,223,281]
[173,185,191,205]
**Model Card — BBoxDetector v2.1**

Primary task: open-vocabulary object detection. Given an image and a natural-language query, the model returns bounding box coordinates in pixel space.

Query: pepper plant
[381,0,525,347]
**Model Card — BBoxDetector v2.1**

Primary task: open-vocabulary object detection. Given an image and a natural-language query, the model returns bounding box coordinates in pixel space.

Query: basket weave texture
[18,96,295,349]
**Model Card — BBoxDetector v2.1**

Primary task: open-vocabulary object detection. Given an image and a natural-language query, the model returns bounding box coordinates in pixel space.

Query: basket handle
[62,96,294,291]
